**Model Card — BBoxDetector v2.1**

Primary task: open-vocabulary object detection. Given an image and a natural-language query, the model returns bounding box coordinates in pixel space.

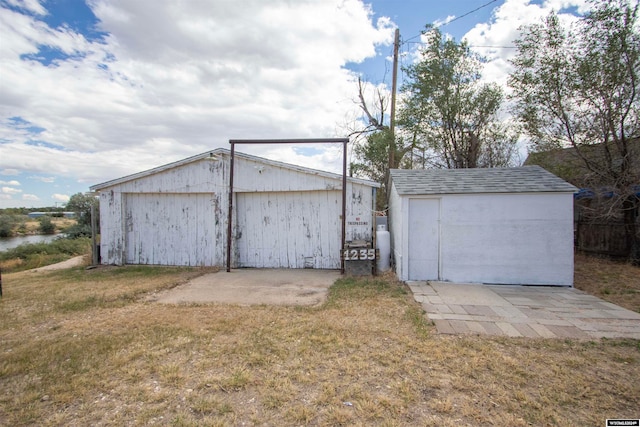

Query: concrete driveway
[152,269,341,306]
[409,281,640,339]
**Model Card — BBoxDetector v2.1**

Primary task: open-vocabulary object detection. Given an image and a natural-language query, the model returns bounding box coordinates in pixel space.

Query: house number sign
[342,248,376,261]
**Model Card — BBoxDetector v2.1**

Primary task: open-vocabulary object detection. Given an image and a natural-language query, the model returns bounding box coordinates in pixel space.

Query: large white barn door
[124,193,216,266]
[408,198,440,280]
[236,191,341,269]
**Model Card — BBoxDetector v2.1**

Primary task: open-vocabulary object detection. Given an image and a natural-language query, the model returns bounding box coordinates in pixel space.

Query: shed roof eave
[394,189,578,196]
[389,166,578,195]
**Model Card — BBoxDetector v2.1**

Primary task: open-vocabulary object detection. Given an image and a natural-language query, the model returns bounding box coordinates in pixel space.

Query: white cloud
[51,193,70,202]
[1,169,19,176]
[0,180,20,185]
[29,176,55,183]
[433,15,456,28]
[2,186,22,194]
[22,193,39,201]
[0,0,394,188]
[4,0,47,16]
[462,0,588,87]
[543,0,590,13]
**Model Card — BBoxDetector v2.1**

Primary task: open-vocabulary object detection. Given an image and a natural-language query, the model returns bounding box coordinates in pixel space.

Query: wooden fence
[575,221,634,258]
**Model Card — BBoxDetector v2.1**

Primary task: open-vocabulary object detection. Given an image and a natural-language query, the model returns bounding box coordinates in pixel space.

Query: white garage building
[388,166,577,286]
[90,148,378,269]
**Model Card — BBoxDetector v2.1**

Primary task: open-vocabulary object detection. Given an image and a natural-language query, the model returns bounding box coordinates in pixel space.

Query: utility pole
[389,28,400,170]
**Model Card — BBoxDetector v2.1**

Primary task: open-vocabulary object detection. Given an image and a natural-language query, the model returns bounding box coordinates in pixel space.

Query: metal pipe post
[226,143,235,272]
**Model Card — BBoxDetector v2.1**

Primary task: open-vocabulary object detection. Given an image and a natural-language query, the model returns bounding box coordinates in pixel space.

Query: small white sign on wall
[346,215,371,242]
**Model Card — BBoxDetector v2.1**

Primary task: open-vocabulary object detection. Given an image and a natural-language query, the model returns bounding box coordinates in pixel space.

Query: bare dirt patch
[27,255,88,272]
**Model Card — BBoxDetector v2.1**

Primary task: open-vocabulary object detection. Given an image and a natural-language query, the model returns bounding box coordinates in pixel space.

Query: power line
[405,41,516,49]
[404,0,500,44]
[468,45,517,49]
[439,0,499,28]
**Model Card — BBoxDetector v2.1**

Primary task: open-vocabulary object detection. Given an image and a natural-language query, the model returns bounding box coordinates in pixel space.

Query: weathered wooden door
[124,193,216,266]
[235,191,341,268]
[408,198,440,280]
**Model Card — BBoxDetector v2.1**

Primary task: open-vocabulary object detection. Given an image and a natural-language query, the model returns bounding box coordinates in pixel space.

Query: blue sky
[0,0,588,208]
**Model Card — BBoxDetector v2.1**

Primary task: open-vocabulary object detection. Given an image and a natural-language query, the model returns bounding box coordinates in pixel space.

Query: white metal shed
[388,166,577,286]
[90,148,379,269]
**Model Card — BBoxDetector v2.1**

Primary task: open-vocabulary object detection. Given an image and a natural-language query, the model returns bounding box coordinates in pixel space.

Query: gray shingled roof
[390,166,577,195]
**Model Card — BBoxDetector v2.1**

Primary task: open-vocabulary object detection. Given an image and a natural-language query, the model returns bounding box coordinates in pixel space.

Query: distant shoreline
[0,234,63,253]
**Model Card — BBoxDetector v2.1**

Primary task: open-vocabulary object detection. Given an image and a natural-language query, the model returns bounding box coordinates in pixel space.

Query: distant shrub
[38,217,56,234]
[64,224,93,239]
[0,214,19,237]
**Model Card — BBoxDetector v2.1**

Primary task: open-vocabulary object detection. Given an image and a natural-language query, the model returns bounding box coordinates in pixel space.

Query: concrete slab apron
[153,269,341,306]
[408,281,640,339]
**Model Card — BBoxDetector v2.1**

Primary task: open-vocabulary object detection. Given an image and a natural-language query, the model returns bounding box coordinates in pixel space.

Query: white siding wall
[124,193,218,266]
[97,152,376,268]
[345,182,375,242]
[233,157,342,192]
[108,159,227,193]
[392,191,574,285]
[98,158,227,266]
[408,198,440,281]
[387,183,406,280]
[230,157,375,268]
[439,193,574,285]
[99,189,125,265]
[236,191,342,268]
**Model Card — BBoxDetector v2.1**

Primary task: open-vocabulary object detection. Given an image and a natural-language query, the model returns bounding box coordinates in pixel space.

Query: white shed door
[408,198,440,280]
[124,193,216,266]
[236,191,341,269]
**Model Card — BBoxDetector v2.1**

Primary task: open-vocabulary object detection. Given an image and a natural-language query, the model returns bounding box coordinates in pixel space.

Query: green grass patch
[326,276,406,306]
[0,237,91,273]
[404,304,431,338]
[54,293,140,313]
[55,264,197,282]
[56,295,107,312]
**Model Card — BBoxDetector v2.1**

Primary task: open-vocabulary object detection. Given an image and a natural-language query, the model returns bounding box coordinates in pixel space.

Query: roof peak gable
[91,148,379,191]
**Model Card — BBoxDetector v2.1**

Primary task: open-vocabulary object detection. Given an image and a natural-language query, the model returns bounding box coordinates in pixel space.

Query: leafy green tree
[350,28,518,209]
[64,192,99,239]
[399,27,518,169]
[350,129,415,209]
[509,0,640,263]
[351,130,391,187]
[66,193,99,226]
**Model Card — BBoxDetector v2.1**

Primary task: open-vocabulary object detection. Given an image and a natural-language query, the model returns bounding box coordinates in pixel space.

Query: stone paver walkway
[408,281,640,339]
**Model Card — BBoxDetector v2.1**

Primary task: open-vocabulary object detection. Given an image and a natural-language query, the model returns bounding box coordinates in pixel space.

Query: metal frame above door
[226,138,349,274]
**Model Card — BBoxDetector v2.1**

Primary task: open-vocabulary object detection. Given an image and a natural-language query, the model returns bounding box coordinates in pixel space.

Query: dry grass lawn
[574,253,640,313]
[0,257,638,426]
